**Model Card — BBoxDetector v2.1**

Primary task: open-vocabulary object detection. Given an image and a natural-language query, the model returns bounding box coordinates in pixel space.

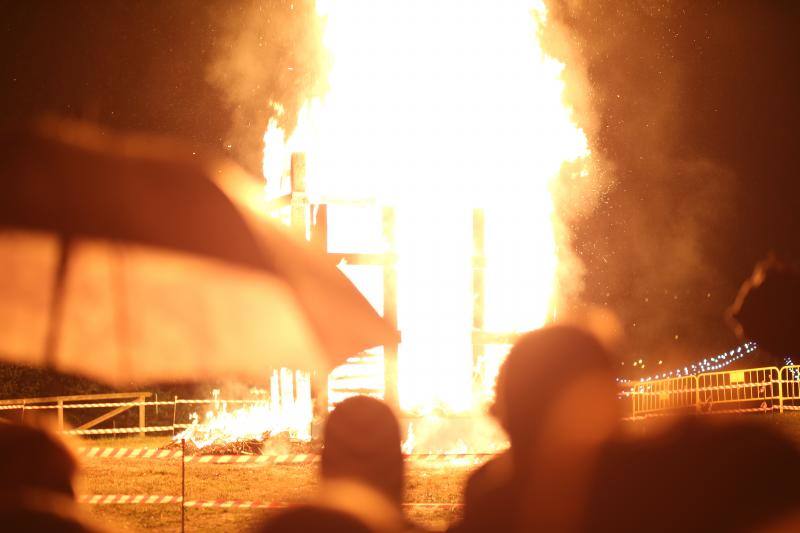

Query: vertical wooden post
[382,207,399,410]
[138,394,146,437]
[57,399,64,431]
[172,395,178,436]
[310,204,330,421]
[472,208,486,387]
[290,153,307,239]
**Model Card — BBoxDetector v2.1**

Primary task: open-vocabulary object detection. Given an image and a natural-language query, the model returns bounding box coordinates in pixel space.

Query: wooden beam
[472,208,486,383]
[382,206,400,409]
[77,403,137,430]
[290,153,307,239]
[0,392,151,406]
[310,204,330,420]
[138,394,146,437]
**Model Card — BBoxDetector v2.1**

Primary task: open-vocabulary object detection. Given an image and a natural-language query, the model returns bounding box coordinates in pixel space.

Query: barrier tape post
[181,438,186,533]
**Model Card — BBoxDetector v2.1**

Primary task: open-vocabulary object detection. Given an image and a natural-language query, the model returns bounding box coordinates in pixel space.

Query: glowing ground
[78,436,471,532]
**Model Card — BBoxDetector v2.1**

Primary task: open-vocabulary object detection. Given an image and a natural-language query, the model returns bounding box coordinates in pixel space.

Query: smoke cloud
[543,0,745,363]
[204,0,799,367]
[206,0,327,174]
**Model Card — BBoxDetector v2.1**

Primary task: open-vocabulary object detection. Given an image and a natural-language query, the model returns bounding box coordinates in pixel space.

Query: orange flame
[184,0,589,452]
[174,370,312,449]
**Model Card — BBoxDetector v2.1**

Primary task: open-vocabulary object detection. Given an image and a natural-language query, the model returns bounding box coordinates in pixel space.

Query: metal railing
[626,365,800,418]
[630,375,697,417]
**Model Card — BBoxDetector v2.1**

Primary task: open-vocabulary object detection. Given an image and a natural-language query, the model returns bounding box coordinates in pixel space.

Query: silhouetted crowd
[3,325,800,532]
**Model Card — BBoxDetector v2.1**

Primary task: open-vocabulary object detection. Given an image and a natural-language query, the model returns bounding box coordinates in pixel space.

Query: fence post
[172,395,179,436]
[695,375,702,413]
[778,368,784,414]
[57,399,64,431]
[139,395,146,436]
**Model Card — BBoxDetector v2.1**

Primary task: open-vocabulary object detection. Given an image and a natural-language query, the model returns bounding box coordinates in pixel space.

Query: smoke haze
[545,0,800,366]
[1,0,797,369]
[206,0,327,173]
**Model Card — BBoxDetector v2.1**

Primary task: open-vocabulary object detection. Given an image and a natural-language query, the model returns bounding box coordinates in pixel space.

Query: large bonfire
[176,0,589,454]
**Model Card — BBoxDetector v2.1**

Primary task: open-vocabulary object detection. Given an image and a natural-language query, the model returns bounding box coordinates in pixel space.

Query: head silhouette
[586,418,800,533]
[256,505,373,533]
[491,325,615,453]
[0,422,77,498]
[322,396,403,505]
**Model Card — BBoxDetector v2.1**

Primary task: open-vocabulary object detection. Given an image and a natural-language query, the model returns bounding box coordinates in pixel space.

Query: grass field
[77,435,472,532]
[74,414,800,532]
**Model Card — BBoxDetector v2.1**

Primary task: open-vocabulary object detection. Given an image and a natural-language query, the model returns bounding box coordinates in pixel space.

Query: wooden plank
[472,208,486,379]
[290,153,307,239]
[0,392,151,406]
[138,395,146,437]
[310,204,330,418]
[382,206,400,409]
[77,403,136,430]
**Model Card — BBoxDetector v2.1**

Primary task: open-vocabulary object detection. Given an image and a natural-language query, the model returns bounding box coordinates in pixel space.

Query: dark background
[1,0,798,379]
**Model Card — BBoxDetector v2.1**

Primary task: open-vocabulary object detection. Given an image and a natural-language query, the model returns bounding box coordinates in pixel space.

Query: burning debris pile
[167,431,317,456]
[171,370,314,455]
[167,436,265,456]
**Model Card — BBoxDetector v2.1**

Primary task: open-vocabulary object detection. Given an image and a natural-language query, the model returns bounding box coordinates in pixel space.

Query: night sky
[1,0,798,372]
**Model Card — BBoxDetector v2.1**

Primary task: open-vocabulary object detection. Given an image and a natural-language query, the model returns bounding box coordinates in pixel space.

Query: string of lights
[784,357,800,380]
[617,341,758,383]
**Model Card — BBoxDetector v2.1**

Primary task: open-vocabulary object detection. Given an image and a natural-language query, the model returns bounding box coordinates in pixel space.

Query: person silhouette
[452,325,619,532]
[0,421,103,532]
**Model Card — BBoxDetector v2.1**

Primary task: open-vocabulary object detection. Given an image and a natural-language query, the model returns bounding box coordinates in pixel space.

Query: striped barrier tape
[76,447,493,464]
[0,399,264,411]
[63,426,177,436]
[78,494,462,510]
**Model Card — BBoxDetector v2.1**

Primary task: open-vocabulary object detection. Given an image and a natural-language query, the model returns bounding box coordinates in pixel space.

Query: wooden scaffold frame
[280,152,520,421]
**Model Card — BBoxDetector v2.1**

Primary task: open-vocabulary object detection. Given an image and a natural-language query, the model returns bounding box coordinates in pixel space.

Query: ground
[76,414,800,532]
[77,435,472,532]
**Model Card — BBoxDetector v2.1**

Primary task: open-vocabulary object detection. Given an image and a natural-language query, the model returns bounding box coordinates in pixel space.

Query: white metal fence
[624,365,800,418]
